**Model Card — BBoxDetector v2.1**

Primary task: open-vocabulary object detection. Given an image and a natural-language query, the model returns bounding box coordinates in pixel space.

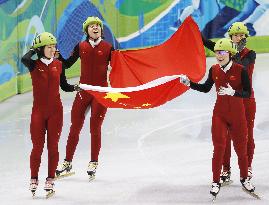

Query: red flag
[110,16,206,88]
[80,75,188,109]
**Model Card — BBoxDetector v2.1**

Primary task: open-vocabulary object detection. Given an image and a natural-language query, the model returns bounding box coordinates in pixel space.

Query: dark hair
[36,46,45,59]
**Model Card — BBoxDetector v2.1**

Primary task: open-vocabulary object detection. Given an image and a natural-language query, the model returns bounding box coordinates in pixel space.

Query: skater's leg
[65,92,91,161]
[47,104,63,178]
[230,115,248,179]
[222,130,231,171]
[30,110,46,178]
[211,115,227,183]
[244,98,256,168]
[90,98,107,162]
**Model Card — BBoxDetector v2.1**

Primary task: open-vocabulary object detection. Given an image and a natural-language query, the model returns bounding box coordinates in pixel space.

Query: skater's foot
[44,178,55,198]
[87,161,98,181]
[248,167,253,179]
[210,182,221,201]
[29,178,38,196]
[220,169,232,185]
[241,177,255,193]
[55,159,74,179]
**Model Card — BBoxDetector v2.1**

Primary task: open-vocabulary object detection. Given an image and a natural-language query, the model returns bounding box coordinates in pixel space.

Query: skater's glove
[74,84,82,92]
[54,50,60,59]
[218,83,235,96]
[179,74,190,86]
[233,52,241,63]
[237,38,247,52]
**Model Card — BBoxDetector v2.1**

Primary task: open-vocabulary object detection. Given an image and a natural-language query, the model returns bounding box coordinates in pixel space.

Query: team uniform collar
[40,57,53,66]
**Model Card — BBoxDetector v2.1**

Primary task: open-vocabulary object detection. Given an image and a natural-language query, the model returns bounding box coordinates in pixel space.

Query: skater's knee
[32,144,45,154]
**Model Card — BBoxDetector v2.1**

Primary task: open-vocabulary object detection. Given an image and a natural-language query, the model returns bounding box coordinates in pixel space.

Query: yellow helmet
[228,22,249,36]
[214,38,237,56]
[32,32,57,49]
[83,16,103,34]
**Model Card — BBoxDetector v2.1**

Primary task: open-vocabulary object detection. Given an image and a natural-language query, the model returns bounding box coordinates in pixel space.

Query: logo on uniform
[51,67,57,72]
[97,50,103,56]
[230,75,236,80]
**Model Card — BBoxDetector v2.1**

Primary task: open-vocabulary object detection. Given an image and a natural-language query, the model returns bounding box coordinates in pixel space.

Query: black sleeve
[60,67,75,92]
[21,50,36,72]
[234,50,256,68]
[201,33,215,52]
[190,67,214,93]
[234,69,251,98]
[59,44,80,69]
[108,46,114,61]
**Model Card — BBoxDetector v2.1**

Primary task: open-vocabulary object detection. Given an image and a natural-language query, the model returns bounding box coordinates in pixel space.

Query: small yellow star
[142,103,151,107]
[104,92,130,102]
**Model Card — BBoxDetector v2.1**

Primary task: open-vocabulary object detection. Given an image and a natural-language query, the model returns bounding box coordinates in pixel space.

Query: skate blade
[221,180,233,187]
[31,191,36,198]
[55,171,75,180]
[212,196,217,202]
[242,188,261,200]
[88,175,95,181]
[46,190,55,199]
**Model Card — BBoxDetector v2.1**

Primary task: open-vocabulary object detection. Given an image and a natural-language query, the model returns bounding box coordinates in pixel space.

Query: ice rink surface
[0,54,269,204]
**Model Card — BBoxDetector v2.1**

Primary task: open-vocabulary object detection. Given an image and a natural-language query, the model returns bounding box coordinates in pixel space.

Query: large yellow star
[104,92,130,102]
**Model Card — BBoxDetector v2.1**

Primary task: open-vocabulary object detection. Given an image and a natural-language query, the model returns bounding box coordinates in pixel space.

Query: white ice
[0,55,269,204]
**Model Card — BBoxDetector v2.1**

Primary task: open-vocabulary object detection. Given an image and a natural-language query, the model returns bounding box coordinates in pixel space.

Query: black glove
[74,84,82,91]
[233,52,241,63]
[237,38,246,52]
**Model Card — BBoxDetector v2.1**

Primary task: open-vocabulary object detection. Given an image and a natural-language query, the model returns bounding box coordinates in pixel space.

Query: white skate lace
[248,169,253,178]
[211,183,220,193]
[88,162,98,171]
[45,179,54,189]
[242,178,254,191]
[61,161,71,170]
[220,171,230,177]
[30,179,38,189]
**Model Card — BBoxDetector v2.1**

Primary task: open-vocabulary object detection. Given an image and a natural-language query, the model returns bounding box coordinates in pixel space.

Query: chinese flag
[109,16,206,87]
[81,16,206,109]
[80,75,188,109]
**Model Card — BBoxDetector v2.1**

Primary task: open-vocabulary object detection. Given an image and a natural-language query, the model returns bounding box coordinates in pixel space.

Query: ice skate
[220,169,233,186]
[44,178,55,198]
[55,160,75,179]
[87,161,98,181]
[248,167,253,179]
[210,182,221,202]
[29,178,38,197]
[240,177,260,199]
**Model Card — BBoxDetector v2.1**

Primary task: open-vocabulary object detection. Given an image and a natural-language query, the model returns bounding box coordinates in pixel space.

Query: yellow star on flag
[104,92,130,102]
[142,103,151,107]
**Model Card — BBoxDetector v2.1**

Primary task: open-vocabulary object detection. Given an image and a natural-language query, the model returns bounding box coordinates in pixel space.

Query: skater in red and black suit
[179,38,255,199]
[202,22,256,184]
[21,32,78,197]
[56,16,114,180]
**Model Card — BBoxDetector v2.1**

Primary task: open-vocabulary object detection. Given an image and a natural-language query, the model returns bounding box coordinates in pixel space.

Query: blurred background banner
[1,0,269,101]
